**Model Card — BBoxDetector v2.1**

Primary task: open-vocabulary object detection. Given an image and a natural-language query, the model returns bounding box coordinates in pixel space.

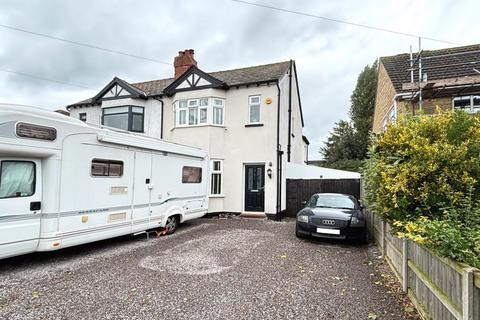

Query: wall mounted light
[267,168,272,178]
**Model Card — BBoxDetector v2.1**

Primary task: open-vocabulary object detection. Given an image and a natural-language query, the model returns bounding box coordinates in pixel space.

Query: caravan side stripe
[0,195,206,223]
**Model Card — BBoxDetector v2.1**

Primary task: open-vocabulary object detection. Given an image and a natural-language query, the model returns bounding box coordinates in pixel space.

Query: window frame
[210,159,223,196]
[90,159,124,178]
[79,113,87,122]
[452,95,480,114]
[248,95,261,124]
[0,160,36,199]
[101,106,144,133]
[175,97,225,127]
[381,102,397,132]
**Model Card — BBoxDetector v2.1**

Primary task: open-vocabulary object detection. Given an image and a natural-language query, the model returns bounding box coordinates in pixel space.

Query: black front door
[245,165,265,212]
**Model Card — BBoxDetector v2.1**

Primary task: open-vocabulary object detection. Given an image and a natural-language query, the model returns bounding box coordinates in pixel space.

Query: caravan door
[0,159,42,259]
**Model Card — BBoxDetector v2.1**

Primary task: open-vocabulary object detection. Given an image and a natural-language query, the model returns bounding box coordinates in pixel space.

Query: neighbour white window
[453,95,480,113]
[175,98,225,127]
[382,103,397,131]
[249,95,261,123]
[210,160,223,195]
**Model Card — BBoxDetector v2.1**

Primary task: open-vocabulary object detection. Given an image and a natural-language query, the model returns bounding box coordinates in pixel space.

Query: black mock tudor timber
[163,65,228,96]
[93,77,147,102]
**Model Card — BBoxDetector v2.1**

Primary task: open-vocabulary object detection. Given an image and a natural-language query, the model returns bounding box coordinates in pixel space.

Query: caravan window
[91,159,123,177]
[182,166,202,183]
[0,161,35,199]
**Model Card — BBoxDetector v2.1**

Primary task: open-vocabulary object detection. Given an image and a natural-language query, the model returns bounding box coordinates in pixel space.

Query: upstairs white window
[178,100,187,125]
[175,97,225,127]
[79,113,87,122]
[249,95,261,123]
[210,160,223,195]
[188,99,199,125]
[453,95,480,114]
[213,99,224,125]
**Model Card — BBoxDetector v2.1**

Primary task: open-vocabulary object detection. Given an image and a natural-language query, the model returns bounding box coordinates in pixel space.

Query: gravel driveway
[0,218,418,320]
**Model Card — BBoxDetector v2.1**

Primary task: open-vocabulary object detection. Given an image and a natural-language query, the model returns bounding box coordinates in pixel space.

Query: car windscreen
[310,194,356,209]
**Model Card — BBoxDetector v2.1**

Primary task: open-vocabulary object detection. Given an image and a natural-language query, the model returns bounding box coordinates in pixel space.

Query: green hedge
[364,111,480,268]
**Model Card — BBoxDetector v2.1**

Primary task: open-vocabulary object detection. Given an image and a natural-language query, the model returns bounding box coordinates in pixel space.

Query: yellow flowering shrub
[364,111,480,268]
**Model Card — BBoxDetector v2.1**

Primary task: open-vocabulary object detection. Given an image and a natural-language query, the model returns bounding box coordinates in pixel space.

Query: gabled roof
[163,65,228,96]
[67,61,291,108]
[380,44,480,93]
[93,77,147,102]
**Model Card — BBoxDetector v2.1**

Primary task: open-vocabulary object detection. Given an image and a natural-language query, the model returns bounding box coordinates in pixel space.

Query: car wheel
[165,215,179,235]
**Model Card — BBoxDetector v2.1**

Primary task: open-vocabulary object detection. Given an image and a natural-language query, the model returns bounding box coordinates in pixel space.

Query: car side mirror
[301,200,307,206]
[358,200,364,210]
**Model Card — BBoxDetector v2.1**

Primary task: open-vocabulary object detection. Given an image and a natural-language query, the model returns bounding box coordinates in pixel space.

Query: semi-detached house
[67,49,309,219]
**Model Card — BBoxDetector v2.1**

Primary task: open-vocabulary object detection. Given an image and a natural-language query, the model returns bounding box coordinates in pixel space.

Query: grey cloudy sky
[0,0,478,159]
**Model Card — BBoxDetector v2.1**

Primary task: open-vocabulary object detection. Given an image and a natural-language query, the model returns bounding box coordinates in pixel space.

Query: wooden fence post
[381,220,386,259]
[462,268,474,320]
[402,238,408,293]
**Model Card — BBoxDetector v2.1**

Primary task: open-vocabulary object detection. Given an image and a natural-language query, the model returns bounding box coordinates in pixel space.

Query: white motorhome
[0,104,209,259]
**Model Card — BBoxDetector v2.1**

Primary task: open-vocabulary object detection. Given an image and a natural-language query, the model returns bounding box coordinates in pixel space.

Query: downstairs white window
[210,160,223,195]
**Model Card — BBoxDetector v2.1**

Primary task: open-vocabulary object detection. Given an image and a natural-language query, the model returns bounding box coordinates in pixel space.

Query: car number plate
[316,228,340,235]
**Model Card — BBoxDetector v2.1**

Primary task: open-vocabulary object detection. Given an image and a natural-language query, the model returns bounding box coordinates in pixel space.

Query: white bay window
[175,97,225,127]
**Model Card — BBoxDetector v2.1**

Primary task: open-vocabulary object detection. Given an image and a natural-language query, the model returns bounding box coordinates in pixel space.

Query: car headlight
[297,215,309,223]
[350,216,363,226]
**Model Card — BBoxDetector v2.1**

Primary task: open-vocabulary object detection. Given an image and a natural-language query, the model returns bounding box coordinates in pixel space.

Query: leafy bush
[364,111,480,268]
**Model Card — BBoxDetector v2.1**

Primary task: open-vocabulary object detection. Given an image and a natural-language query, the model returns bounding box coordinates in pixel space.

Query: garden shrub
[364,111,480,268]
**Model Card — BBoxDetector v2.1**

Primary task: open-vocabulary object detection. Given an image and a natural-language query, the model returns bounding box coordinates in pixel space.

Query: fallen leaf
[367,312,378,319]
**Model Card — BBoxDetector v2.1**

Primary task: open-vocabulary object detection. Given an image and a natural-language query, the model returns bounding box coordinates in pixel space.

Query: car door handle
[30,201,41,211]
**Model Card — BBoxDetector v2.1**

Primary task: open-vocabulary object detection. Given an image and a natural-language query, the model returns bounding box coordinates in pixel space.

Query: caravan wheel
[165,216,179,235]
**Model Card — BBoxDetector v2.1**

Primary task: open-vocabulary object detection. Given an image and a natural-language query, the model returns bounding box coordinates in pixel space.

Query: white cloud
[0,0,477,159]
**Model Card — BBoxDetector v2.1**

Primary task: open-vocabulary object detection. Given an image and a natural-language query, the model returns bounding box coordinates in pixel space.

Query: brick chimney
[174,49,197,79]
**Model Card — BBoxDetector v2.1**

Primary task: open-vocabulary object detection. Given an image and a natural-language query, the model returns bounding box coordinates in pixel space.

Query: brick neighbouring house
[373,44,480,133]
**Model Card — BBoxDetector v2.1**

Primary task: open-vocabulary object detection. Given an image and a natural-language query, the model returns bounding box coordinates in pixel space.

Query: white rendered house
[67,49,309,219]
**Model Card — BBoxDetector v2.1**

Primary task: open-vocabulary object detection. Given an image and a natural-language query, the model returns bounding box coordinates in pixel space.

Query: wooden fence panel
[286,179,361,217]
[366,211,480,320]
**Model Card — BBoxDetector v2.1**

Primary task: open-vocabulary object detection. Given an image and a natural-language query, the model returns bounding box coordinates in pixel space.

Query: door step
[240,212,266,219]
